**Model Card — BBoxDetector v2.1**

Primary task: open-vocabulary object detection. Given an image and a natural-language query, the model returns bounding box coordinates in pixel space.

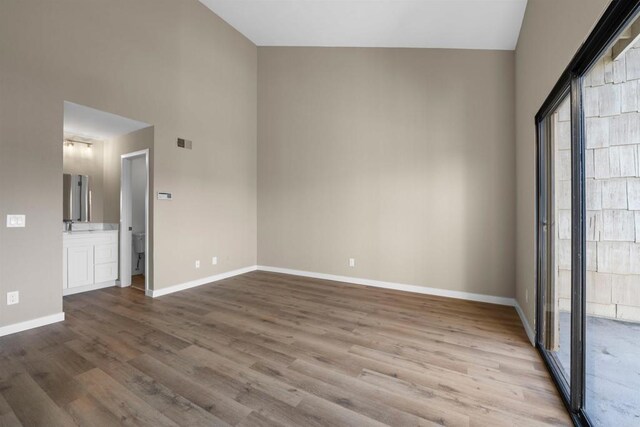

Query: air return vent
[177,138,192,149]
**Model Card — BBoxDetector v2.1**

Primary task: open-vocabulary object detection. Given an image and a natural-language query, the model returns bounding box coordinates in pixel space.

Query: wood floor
[0,271,570,426]
[131,274,145,291]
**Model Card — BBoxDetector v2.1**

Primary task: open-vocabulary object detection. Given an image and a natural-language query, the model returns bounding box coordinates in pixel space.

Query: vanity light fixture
[63,139,93,148]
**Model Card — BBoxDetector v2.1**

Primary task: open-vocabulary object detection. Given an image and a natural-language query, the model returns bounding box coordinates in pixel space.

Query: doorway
[62,101,152,297]
[120,149,150,293]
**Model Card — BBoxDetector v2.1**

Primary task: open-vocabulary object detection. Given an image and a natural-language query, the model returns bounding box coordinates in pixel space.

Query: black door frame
[535,1,640,425]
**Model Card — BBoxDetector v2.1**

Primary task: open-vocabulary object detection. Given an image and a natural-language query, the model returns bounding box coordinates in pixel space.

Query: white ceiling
[64,102,150,140]
[199,0,528,50]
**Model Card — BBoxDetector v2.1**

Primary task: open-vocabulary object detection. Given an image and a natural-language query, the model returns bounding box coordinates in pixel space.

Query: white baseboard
[515,300,535,346]
[0,267,535,342]
[0,312,65,338]
[257,265,516,306]
[149,265,258,298]
[123,263,535,345]
[63,280,116,296]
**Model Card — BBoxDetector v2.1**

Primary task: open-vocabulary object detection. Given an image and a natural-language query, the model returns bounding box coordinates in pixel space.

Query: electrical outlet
[349,258,355,268]
[195,260,200,269]
[212,256,218,265]
[7,291,19,305]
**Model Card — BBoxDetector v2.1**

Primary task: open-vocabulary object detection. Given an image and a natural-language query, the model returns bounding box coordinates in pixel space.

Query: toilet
[133,232,145,254]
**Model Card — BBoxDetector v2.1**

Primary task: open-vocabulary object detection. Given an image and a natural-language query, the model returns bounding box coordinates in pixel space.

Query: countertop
[63,229,118,236]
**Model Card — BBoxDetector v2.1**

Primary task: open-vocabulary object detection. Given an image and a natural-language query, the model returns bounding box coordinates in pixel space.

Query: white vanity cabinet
[63,230,118,295]
[66,244,94,288]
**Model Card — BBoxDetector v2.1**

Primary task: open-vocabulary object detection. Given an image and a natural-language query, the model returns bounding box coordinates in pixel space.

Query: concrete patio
[559,312,640,426]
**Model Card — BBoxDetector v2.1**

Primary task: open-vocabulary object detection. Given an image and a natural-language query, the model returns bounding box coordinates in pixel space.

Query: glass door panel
[540,95,572,383]
[583,27,640,426]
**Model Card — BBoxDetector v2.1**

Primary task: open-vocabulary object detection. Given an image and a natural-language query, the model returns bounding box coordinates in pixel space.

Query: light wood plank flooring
[0,271,570,426]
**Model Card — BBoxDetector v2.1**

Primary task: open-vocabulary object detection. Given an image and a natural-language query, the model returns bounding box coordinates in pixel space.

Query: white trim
[63,280,116,296]
[515,301,535,346]
[120,153,132,287]
[0,312,65,338]
[149,265,258,298]
[148,264,534,345]
[120,149,150,294]
[257,265,516,306]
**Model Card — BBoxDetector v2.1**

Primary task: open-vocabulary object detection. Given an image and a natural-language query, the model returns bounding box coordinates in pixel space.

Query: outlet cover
[212,256,218,265]
[349,258,356,267]
[7,291,19,305]
[195,260,200,269]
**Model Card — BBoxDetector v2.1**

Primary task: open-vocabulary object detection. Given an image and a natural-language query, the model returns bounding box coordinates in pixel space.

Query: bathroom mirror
[63,174,91,222]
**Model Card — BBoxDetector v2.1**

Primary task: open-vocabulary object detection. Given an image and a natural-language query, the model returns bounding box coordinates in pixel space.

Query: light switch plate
[6,214,26,228]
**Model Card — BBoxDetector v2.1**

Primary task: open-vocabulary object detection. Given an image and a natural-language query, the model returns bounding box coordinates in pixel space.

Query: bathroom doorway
[62,101,153,297]
[120,149,149,293]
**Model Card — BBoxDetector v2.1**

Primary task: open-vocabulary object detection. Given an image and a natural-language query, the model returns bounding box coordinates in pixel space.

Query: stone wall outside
[556,42,640,323]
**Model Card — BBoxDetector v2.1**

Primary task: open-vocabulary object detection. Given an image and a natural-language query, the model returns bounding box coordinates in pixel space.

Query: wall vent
[177,138,192,149]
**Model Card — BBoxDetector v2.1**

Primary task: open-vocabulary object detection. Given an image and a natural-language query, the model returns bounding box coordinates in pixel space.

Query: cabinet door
[94,243,118,265]
[95,263,118,283]
[67,245,94,288]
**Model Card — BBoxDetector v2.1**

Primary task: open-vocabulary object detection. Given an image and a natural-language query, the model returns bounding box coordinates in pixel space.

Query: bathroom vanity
[63,229,118,295]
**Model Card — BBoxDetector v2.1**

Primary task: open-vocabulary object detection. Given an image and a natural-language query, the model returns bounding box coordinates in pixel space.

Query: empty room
[0,0,638,426]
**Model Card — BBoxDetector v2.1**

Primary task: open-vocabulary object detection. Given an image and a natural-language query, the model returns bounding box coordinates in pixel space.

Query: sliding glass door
[539,94,573,390]
[537,2,640,425]
[582,34,640,426]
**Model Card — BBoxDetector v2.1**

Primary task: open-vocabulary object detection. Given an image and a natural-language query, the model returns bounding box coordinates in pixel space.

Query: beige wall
[258,47,516,298]
[515,0,610,328]
[2,0,616,332]
[63,138,106,223]
[0,0,257,327]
